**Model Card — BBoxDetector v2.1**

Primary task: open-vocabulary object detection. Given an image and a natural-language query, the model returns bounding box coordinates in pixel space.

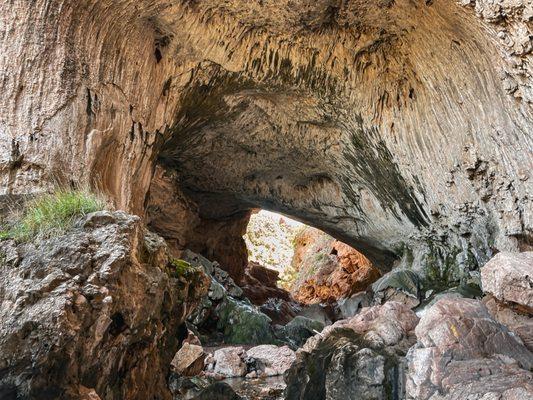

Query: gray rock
[215,297,276,345]
[372,269,421,308]
[284,328,404,400]
[246,344,296,376]
[190,382,243,400]
[285,301,419,399]
[276,316,325,348]
[336,291,371,319]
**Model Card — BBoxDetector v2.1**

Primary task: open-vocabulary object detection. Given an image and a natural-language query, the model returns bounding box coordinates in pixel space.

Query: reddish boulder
[240,262,299,324]
[290,227,381,304]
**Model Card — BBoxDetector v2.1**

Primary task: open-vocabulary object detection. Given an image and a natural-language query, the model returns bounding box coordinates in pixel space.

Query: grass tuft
[0,189,107,242]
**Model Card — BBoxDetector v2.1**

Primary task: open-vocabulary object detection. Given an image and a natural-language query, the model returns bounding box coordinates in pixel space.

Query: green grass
[0,189,106,241]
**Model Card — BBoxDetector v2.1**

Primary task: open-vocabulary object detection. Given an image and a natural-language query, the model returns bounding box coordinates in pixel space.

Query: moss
[216,297,275,345]
[168,258,198,278]
[423,242,478,292]
[0,189,106,242]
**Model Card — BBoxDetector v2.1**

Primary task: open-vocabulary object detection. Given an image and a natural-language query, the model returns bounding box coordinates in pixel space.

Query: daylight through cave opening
[243,209,382,304]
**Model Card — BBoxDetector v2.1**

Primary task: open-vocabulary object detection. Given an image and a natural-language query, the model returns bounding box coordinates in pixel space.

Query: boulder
[481,251,533,309]
[371,269,421,309]
[336,291,372,319]
[297,303,336,325]
[215,297,276,345]
[406,297,533,400]
[285,301,419,399]
[171,343,206,377]
[246,345,296,376]
[259,297,300,326]
[241,262,292,301]
[213,347,247,377]
[276,316,325,348]
[0,211,209,400]
[415,284,482,318]
[190,382,243,400]
[483,295,533,352]
[423,358,533,400]
[332,301,419,349]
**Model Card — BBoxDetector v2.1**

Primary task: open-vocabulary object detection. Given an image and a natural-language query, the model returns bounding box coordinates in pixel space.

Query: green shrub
[0,189,106,241]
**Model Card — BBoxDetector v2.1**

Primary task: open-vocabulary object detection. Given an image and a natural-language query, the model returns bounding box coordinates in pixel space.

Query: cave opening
[243,209,382,305]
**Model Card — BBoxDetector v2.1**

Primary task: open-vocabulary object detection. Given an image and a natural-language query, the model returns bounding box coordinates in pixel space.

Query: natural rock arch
[1,0,531,280]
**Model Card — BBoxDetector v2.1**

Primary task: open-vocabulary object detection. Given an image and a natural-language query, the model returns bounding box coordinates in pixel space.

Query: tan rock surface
[1,0,531,281]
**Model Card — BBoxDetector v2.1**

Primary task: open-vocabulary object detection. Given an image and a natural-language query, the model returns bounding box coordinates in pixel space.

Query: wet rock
[224,377,285,400]
[190,382,243,400]
[216,297,276,345]
[171,343,207,377]
[481,251,533,308]
[184,250,277,345]
[168,374,212,399]
[406,297,533,400]
[246,345,296,376]
[213,347,248,377]
[0,211,208,400]
[371,269,421,309]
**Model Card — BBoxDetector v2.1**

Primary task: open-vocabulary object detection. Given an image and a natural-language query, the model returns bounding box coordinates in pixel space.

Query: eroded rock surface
[481,251,533,308]
[1,0,531,282]
[290,226,381,303]
[0,211,208,400]
[285,301,418,400]
[406,297,533,400]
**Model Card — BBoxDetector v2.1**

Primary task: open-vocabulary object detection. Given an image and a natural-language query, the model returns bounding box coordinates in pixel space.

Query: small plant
[0,189,106,242]
[169,258,197,278]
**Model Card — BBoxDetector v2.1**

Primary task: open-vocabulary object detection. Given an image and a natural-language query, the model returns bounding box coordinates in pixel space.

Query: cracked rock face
[406,297,533,400]
[290,226,381,304]
[0,0,531,279]
[285,301,419,400]
[0,211,208,400]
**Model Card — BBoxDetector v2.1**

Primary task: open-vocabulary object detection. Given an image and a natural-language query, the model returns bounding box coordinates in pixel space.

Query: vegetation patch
[0,189,106,242]
[168,258,198,278]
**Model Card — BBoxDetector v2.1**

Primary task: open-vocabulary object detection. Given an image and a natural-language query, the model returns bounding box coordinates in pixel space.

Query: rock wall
[0,211,208,400]
[1,0,532,277]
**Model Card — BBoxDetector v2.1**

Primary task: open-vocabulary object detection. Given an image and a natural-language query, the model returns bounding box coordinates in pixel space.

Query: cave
[1,1,532,399]
[2,0,530,278]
